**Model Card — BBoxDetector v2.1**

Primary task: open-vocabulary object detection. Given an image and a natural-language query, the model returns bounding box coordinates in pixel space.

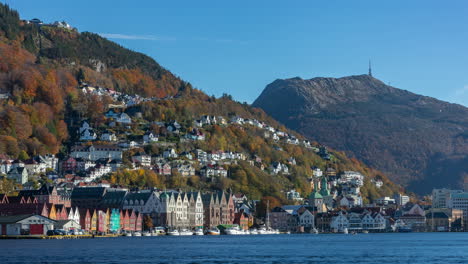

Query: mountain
[0,3,404,202]
[253,74,468,194]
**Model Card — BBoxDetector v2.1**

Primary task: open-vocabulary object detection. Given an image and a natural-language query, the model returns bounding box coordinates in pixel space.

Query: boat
[362,230,369,234]
[225,225,242,235]
[249,229,258,235]
[206,227,221,235]
[257,227,269,234]
[193,228,204,236]
[311,228,319,234]
[179,229,193,236]
[143,231,151,236]
[133,232,142,237]
[153,227,166,236]
[342,228,349,234]
[124,232,132,237]
[167,230,180,236]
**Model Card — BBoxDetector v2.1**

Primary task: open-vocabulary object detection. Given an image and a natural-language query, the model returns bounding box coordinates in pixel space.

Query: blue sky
[5,0,468,106]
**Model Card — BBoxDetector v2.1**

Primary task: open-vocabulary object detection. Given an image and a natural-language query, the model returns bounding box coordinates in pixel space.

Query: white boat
[153,227,166,236]
[133,232,142,237]
[167,230,180,236]
[193,228,204,236]
[249,229,258,235]
[311,228,319,234]
[143,231,151,236]
[179,229,193,236]
[225,225,242,235]
[342,228,349,234]
[124,232,132,237]
[206,227,220,235]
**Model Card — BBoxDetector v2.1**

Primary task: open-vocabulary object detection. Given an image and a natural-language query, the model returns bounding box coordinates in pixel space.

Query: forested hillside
[0,3,405,203]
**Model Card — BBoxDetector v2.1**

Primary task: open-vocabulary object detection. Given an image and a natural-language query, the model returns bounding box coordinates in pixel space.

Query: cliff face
[253,74,468,194]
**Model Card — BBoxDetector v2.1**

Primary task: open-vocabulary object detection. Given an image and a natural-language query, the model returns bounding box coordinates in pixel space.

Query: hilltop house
[7,167,28,184]
[71,145,122,161]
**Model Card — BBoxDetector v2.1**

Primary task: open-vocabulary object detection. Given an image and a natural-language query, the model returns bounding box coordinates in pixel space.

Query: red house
[79,208,91,231]
[55,205,69,220]
[97,210,107,233]
[129,210,136,232]
[62,157,77,172]
[123,210,130,231]
[135,212,142,232]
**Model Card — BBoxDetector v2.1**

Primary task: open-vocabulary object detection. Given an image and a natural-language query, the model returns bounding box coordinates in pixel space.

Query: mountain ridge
[253,74,468,194]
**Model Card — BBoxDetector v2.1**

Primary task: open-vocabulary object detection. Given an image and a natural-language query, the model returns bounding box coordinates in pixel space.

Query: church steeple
[320,176,330,196]
[368,60,372,77]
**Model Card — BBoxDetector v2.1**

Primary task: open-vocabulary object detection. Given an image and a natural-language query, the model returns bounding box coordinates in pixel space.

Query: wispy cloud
[446,85,468,106]
[99,33,175,41]
[193,37,248,45]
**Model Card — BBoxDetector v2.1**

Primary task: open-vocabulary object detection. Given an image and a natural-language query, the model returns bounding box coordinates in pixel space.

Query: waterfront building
[432,188,463,209]
[0,214,55,235]
[54,219,81,231]
[448,192,468,229]
[425,209,464,232]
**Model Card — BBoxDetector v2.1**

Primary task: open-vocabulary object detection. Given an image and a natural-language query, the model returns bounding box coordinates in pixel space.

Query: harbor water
[1,233,467,264]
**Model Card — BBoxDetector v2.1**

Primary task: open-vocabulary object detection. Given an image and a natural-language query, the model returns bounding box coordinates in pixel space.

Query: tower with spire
[368,60,372,77]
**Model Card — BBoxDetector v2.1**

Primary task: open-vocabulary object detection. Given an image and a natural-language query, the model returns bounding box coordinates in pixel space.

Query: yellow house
[48,204,57,220]
[91,209,97,232]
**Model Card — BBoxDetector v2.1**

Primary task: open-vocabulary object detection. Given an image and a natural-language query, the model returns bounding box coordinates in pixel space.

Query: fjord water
[1,233,467,264]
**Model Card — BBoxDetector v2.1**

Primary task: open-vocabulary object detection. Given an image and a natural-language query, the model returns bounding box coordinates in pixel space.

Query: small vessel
[206,227,220,235]
[124,232,132,237]
[311,228,319,234]
[257,227,268,235]
[193,228,204,236]
[362,230,369,234]
[225,225,242,235]
[286,231,291,235]
[167,230,180,236]
[143,231,151,236]
[179,229,193,236]
[249,229,258,235]
[342,228,349,234]
[153,227,166,236]
[133,231,142,237]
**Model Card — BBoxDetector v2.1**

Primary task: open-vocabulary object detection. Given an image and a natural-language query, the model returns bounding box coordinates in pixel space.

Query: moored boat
[153,227,166,236]
[249,229,258,235]
[133,232,142,237]
[206,227,220,235]
[179,229,193,236]
[167,230,180,236]
[193,228,204,236]
[225,225,242,235]
[143,231,151,236]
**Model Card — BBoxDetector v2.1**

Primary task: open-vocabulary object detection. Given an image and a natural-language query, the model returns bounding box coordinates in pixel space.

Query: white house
[330,211,349,232]
[71,145,122,161]
[100,131,117,142]
[116,113,132,124]
[269,162,289,175]
[143,132,159,144]
[298,210,315,228]
[163,148,178,159]
[132,153,152,167]
[7,167,28,184]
